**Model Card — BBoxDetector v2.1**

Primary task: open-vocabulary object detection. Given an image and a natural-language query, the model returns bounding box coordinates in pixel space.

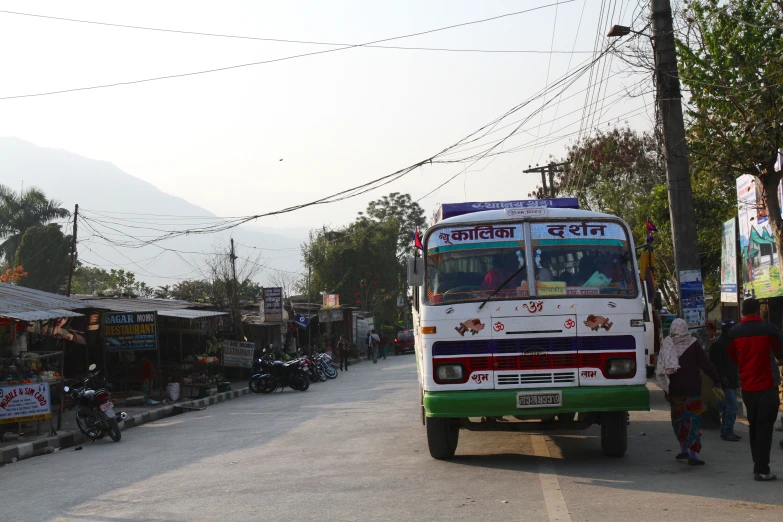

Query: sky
[0,0,654,235]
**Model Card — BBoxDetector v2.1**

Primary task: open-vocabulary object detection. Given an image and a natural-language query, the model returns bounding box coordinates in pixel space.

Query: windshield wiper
[478,264,527,310]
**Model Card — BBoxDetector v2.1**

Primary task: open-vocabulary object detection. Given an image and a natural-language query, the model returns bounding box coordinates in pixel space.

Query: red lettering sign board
[0,383,52,424]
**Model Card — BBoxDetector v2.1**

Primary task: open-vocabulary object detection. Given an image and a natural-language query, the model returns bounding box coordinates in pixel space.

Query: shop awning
[74,296,224,318]
[0,284,89,321]
[158,309,227,319]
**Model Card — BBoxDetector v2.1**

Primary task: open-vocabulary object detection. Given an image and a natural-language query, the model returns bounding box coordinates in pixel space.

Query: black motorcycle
[64,364,125,442]
[249,353,310,393]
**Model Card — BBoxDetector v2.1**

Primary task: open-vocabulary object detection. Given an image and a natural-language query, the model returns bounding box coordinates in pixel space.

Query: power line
[0,2,575,101]
[0,8,595,54]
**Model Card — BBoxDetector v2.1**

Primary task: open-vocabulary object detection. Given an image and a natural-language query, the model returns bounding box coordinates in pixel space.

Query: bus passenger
[482,255,508,289]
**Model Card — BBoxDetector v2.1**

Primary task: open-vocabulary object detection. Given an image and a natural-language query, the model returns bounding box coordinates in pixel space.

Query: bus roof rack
[433,198,579,224]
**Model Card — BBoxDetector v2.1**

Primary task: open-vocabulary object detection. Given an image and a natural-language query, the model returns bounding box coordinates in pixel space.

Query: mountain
[0,137,305,288]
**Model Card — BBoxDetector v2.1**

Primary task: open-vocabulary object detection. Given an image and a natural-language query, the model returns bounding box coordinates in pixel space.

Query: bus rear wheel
[426,417,459,459]
[601,411,628,457]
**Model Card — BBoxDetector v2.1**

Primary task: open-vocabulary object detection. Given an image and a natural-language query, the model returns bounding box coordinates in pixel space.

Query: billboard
[720,218,738,303]
[222,340,255,368]
[322,294,340,308]
[261,287,282,322]
[737,174,783,299]
[680,270,706,328]
[103,311,158,351]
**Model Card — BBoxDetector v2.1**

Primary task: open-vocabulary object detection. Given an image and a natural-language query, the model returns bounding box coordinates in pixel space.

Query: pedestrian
[140,356,157,404]
[709,319,741,442]
[727,298,783,481]
[380,331,388,360]
[371,329,380,364]
[337,335,349,371]
[655,318,723,466]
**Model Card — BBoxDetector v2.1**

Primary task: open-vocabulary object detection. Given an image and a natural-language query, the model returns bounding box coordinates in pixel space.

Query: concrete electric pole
[524,162,568,198]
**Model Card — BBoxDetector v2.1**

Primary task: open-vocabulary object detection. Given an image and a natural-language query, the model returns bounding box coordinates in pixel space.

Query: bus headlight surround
[605,358,636,378]
[435,363,465,383]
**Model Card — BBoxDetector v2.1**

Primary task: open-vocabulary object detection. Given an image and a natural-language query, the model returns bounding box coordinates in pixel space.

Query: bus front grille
[496,371,576,386]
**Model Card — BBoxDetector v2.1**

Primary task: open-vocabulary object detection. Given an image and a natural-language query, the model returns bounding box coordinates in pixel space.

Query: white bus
[408,199,650,459]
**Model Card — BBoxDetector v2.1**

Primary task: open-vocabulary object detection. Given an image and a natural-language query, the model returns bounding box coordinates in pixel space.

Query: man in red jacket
[728,298,783,481]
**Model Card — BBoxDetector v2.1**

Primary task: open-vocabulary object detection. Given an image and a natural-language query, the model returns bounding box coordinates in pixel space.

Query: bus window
[425,223,529,305]
[531,221,637,298]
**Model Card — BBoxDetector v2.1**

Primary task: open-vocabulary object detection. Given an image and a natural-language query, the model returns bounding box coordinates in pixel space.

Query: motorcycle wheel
[316,367,327,382]
[325,366,338,379]
[260,376,277,394]
[76,410,103,439]
[292,373,310,391]
[249,377,263,394]
[107,418,122,442]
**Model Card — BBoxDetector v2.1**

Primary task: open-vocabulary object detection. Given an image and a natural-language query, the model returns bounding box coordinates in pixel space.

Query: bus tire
[426,417,459,460]
[601,411,628,458]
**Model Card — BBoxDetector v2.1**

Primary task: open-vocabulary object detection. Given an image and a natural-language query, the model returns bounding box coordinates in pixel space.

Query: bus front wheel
[426,417,459,459]
[601,411,628,457]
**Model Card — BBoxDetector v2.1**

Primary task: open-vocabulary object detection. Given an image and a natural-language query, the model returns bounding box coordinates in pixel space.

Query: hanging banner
[680,270,706,328]
[222,340,255,368]
[103,311,158,351]
[737,174,783,299]
[294,313,310,328]
[721,218,738,303]
[0,382,51,424]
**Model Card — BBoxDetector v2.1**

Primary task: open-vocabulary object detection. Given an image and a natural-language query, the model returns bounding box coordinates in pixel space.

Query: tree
[363,192,427,258]
[267,271,302,299]
[0,265,27,284]
[539,126,734,313]
[14,224,72,293]
[0,185,70,264]
[677,0,783,285]
[71,266,155,297]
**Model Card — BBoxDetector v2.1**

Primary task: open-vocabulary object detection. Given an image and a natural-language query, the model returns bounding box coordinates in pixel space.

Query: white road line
[531,435,572,522]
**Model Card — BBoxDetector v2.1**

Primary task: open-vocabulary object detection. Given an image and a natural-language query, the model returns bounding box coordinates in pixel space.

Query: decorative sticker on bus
[455,319,485,336]
[583,315,613,331]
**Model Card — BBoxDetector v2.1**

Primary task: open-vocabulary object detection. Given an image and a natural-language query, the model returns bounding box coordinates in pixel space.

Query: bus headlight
[436,363,465,383]
[605,358,636,378]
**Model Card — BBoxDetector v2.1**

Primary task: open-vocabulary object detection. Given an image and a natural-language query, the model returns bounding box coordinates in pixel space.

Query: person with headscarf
[655,318,723,466]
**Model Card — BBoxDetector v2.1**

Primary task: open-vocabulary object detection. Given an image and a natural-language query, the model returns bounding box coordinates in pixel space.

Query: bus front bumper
[424,385,650,418]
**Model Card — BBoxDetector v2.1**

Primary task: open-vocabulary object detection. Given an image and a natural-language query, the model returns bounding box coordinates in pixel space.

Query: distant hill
[0,137,305,287]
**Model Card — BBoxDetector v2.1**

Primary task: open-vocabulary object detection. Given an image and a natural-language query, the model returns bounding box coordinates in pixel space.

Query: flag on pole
[413,226,423,250]
[646,218,658,245]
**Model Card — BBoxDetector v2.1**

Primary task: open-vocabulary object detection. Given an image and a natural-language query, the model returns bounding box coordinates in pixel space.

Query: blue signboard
[294,313,310,329]
[264,287,283,322]
[436,198,579,222]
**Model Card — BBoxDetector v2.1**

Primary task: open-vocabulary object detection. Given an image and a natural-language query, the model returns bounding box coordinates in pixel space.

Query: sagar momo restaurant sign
[103,311,158,351]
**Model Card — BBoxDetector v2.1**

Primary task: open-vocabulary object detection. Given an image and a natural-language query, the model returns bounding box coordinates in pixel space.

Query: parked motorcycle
[64,364,126,442]
[302,355,327,383]
[315,353,338,379]
[249,352,310,393]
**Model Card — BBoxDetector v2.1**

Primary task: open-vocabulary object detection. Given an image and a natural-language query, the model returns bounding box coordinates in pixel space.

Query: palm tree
[0,185,70,264]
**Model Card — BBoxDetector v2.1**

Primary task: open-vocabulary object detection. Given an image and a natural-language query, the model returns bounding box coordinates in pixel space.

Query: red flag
[414,226,423,250]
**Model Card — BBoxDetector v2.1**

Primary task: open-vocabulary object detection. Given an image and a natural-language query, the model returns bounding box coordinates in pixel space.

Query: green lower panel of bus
[424,385,650,418]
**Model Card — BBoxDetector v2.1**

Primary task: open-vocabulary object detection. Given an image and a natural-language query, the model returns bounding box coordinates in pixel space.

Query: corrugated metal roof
[158,309,227,319]
[0,284,90,321]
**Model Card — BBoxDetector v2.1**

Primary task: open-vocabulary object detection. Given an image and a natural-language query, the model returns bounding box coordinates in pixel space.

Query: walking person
[370,329,380,364]
[380,331,389,360]
[337,335,349,372]
[727,298,783,481]
[366,331,373,361]
[656,318,723,466]
[709,320,742,442]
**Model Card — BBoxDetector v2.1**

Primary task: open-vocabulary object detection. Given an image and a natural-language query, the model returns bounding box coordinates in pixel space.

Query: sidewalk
[0,380,249,465]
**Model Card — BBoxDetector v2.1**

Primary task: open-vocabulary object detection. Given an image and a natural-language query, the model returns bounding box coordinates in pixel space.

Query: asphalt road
[3,357,783,522]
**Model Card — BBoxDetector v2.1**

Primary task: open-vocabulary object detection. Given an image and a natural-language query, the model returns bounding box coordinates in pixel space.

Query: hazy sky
[0,0,653,231]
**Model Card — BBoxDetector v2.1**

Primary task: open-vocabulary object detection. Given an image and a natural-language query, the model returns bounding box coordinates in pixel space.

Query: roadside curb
[0,387,249,466]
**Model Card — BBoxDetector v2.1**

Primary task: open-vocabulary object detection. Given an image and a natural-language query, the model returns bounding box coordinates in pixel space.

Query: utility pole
[307,256,312,350]
[229,238,243,339]
[65,204,78,296]
[523,162,568,198]
[651,0,703,319]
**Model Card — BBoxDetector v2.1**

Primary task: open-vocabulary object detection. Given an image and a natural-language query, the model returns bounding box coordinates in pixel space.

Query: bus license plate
[516,391,562,409]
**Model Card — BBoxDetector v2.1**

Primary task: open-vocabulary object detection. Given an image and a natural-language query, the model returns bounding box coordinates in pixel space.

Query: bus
[407,199,650,459]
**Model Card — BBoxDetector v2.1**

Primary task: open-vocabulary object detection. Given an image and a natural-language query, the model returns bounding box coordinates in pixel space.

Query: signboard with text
[263,288,283,323]
[103,311,158,351]
[222,340,255,369]
[721,218,738,303]
[0,382,51,424]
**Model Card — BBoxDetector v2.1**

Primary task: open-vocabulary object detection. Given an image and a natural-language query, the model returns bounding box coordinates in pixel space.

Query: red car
[394,330,415,355]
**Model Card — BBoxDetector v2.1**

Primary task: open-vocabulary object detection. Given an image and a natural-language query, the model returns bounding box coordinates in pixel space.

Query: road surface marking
[531,435,571,522]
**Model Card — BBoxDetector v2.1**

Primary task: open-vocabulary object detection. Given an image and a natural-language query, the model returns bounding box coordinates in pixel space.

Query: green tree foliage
[362,192,427,258]
[0,185,70,264]
[543,127,734,312]
[71,266,154,297]
[304,218,400,325]
[677,0,783,284]
[14,224,72,293]
[170,278,261,305]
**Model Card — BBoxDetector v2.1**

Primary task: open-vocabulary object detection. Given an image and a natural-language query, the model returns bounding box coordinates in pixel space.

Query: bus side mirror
[407,257,423,287]
[654,292,662,310]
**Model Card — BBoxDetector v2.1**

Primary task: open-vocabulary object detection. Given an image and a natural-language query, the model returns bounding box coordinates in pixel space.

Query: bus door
[489,312,579,389]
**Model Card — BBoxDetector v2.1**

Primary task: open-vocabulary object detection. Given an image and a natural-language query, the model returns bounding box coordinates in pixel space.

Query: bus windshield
[426,223,529,305]
[530,221,637,298]
[425,220,637,305]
